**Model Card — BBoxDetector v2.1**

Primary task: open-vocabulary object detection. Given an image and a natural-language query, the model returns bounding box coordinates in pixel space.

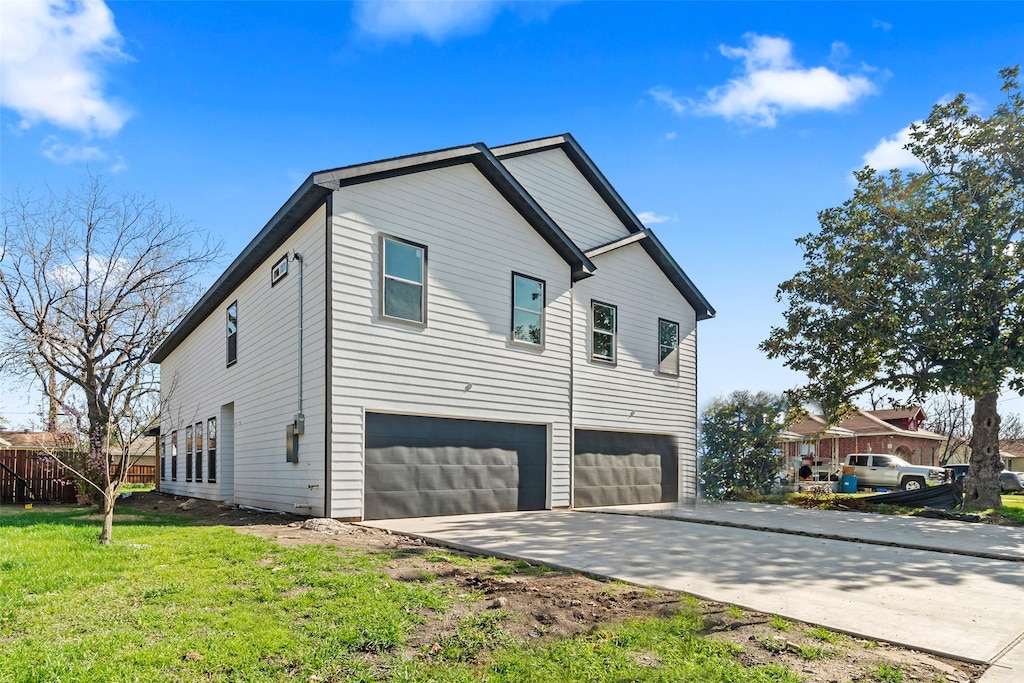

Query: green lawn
[0,507,800,683]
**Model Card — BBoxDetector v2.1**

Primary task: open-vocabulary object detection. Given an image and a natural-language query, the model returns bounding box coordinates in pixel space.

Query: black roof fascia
[470,146,594,281]
[151,175,331,363]
[152,141,596,363]
[494,133,715,321]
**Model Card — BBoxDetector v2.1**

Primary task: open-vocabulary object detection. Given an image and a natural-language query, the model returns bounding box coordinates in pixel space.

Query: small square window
[380,235,427,325]
[511,273,545,347]
[592,301,617,363]
[271,255,288,286]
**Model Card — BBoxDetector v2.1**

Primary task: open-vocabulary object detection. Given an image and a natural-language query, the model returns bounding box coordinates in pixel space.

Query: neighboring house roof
[788,408,945,442]
[869,407,926,422]
[151,139,602,364]
[1002,440,1024,459]
[0,430,63,449]
[492,134,716,321]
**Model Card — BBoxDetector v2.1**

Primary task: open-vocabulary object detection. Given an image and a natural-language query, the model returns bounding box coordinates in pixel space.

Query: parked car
[844,454,946,491]
[945,464,970,482]
[946,466,1024,493]
[1001,471,1024,493]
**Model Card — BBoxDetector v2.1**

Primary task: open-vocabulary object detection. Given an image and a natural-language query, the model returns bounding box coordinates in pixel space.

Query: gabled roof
[870,407,926,423]
[788,408,945,442]
[491,134,716,321]
[151,141,596,363]
[1001,440,1024,458]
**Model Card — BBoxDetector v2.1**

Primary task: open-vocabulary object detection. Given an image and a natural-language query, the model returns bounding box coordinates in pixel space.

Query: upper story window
[511,273,545,347]
[658,318,680,376]
[381,235,426,325]
[591,301,617,363]
[226,301,238,366]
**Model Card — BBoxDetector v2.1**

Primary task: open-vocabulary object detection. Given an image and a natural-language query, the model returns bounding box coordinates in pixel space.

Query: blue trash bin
[840,474,857,493]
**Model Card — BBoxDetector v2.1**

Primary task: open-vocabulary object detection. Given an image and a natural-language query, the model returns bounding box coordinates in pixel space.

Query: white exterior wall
[499,149,629,251]
[160,206,329,515]
[329,164,574,519]
[571,243,699,502]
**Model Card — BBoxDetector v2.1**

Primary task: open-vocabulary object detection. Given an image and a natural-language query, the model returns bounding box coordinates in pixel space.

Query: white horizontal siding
[499,149,630,251]
[329,163,574,519]
[160,205,329,515]
[571,243,699,502]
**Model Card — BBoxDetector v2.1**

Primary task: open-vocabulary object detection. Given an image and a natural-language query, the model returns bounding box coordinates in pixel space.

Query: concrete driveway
[362,506,1024,680]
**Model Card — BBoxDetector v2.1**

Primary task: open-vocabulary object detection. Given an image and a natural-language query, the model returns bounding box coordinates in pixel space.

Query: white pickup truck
[844,454,947,491]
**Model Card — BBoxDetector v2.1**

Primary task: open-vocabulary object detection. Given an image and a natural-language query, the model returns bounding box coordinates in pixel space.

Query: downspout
[294,251,304,417]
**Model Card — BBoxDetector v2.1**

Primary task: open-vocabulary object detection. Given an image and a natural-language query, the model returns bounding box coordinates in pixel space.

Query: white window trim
[658,318,680,377]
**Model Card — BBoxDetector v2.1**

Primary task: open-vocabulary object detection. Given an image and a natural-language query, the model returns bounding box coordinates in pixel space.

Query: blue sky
[1,0,1023,426]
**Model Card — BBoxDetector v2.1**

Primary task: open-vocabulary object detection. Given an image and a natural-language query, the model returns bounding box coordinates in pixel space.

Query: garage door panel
[574,484,664,508]
[574,431,678,507]
[364,413,547,520]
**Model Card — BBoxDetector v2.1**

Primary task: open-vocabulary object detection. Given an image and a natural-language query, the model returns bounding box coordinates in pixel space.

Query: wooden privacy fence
[0,449,78,503]
[0,450,156,503]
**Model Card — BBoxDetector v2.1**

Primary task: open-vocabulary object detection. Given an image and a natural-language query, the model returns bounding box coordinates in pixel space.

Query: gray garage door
[364,413,547,520]
[573,430,678,507]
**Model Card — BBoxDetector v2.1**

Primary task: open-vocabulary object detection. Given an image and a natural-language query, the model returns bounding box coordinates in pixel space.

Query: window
[207,417,217,483]
[171,431,178,482]
[185,425,193,481]
[511,273,545,346]
[160,437,167,481]
[226,301,238,366]
[381,236,426,324]
[194,421,203,482]
[658,319,680,376]
[271,254,288,286]
[591,301,617,363]
[873,455,892,467]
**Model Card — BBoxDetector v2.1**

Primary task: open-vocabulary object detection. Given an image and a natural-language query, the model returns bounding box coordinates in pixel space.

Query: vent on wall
[271,255,288,286]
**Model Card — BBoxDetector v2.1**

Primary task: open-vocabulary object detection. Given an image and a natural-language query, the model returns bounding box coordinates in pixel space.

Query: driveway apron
[363,509,1024,666]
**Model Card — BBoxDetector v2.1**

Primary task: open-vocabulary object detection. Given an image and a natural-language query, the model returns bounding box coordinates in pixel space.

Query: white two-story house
[151,134,714,519]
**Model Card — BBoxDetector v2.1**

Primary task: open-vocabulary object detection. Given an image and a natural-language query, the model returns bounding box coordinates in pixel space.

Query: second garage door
[573,430,678,507]
[364,413,547,520]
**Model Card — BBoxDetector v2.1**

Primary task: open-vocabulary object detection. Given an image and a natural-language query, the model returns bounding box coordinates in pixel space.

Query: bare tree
[0,176,220,544]
[924,393,973,465]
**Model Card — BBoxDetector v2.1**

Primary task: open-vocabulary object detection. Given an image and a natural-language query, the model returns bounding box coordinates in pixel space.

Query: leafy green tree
[699,391,790,500]
[761,67,1023,509]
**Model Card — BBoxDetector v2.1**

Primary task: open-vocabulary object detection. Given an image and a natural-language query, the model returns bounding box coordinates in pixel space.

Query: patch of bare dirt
[118,491,985,682]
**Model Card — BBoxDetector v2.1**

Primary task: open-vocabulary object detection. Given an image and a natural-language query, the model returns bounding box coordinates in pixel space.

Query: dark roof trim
[151,176,332,363]
[152,141,595,363]
[493,133,716,321]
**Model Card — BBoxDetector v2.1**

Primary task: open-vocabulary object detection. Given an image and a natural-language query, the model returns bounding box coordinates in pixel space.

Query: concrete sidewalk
[363,507,1024,681]
[583,500,1024,562]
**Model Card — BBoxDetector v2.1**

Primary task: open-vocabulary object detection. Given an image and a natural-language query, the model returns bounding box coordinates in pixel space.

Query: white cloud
[872,19,893,32]
[663,131,678,141]
[42,141,108,165]
[863,124,926,172]
[658,33,877,127]
[353,0,506,42]
[0,0,128,136]
[648,87,687,115]
[637,211,673,226]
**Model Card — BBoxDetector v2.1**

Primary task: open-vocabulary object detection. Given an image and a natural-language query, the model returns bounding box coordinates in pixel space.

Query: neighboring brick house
[783,407,947,470]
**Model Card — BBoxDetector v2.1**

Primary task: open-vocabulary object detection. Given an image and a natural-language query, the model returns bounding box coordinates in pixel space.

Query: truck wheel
[902,477,925,491]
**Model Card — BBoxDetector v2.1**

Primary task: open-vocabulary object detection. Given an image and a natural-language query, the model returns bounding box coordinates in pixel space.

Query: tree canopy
[761,67,1023,509]
[699,390,790,500]
[0,177,220,543]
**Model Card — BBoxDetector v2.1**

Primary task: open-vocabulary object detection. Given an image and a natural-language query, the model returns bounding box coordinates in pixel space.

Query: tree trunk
[99,487,115,545]
[963,391,1003,510]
